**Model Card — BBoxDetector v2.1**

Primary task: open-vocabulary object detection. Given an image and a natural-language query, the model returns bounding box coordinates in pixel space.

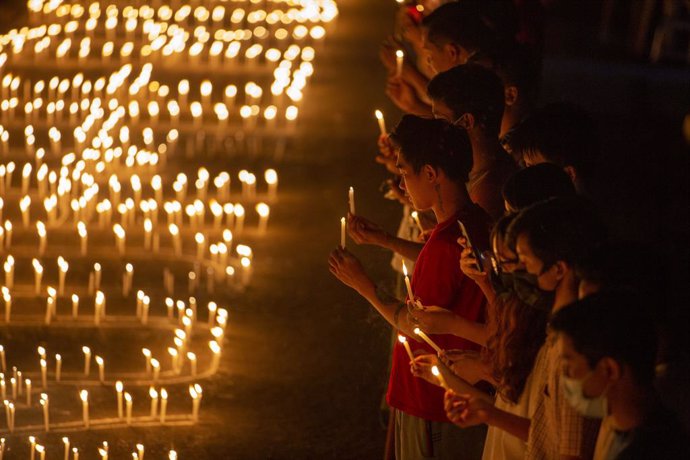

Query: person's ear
[422,164,438,183]
[563,165,578,185]
[598,357,622,384]
[551,260,569,282]
[456,113,475,130]
[505,86,519,107]
[445,43,462,63]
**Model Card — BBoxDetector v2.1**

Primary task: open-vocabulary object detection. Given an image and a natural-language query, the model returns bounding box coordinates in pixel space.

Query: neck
[468,129,501,171]
[431,181,470,223]
[608,381,655,431]
[552,270,578,312]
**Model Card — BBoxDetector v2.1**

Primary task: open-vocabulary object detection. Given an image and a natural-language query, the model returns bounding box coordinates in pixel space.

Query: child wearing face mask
[551,291,686,459]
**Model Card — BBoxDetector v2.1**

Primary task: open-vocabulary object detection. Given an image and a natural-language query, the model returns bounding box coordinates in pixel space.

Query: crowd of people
[327,1,689,459]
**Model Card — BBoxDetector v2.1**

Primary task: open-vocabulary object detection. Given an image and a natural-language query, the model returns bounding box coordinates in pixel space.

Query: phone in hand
[458,220,484,273]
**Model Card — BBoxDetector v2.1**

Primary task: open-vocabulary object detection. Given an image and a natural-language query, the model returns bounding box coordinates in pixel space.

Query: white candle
[41,394,49,431]
[71,295,79,318]
[80,389,89,427]
[431,365,449,389]
[57,257,68,295]
[413,327,443,355]
[40,358,47,388]
[348,186,355,215]
[264,169,278,200]
[2,289,10,323]
[29,437,36,460]
[149,387,158,417]
[94,263,102,292]
[95,356,104,383]
[160,388,168,423]
[395,49,404,78]
[340,217,346,248]
[0,346,4,372]
[78,221,87,255]
[136,444,144,460]
[375,110,386,136]
[189,383,202,422]
[62,438,70,460]
[55,354,61,382]
[123,264,133,296]
[82,346,91,376]
[398,335,415,361]
[24,379,31,406]
[73,448,79,460]
[32,259,43,296]
[402,261,414,301]
[188,352,197,376]
[116,381,123,419]
[151,358,160,383]
[142,348,152,374]
[209,340,222,372]
[125,392,132,425]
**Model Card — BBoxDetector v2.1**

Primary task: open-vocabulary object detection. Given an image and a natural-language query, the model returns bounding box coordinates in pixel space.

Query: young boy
[329,115,490,459]
[551,292,686,459]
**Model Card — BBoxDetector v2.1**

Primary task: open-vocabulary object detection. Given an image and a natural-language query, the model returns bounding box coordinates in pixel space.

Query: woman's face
[492,234,522,274]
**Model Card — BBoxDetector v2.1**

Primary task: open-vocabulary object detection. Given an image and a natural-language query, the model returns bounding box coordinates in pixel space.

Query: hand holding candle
[413,327,443,355]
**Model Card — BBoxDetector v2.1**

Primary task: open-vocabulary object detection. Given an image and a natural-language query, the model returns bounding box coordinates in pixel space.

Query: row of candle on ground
[2,437,179,460]
[26,0,338,31]
[0,336,222,390]
[1,382,204,435]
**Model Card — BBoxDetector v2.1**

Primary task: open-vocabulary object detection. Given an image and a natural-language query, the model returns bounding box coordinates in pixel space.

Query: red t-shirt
[386,204,490,422]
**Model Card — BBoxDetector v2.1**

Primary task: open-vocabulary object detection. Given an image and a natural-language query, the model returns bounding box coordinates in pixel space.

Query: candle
[190,383,202,422]
[80,389,89,427]
[209,340,222,372]
[188,352,197,376]
[413,327,443,355]
[160,388,168,423]
[402,261,414,301]
[36,445,45,460]
[40,358,47,388]
[94,263,102,292]
[29,437,36,460]
[25,379,31,406]
[431,365,449,389]
[234,204,245,235]
[57,257,68,295]
[395,49,404,78]
[40,394,49,431]
[2,289,10,323]
[348,186,355,215]
[264,169,278,200]
[73,448,79,460]
[95,355,104,383]
[0,346,3,373]
[375,110,386,136]
[114,224,126,255]
[123,263,133,296]
[142,349,152,374]
[20,195,31,227]
[78,221,87,255]
[71,294,79,318]
[55,354,61,382]
[169,224,181,256]
[151,358,160,382]
[95,291,105,325]
[62,438,69,460]
[149,387,158,417]
[32,259,43,296]
[398,335,415,361]
[136,444,144,460]
[115,381,124,419]
[340,217,346,248]
[411,211,423,233]
[82,346,91,376]
[125,392,132,424]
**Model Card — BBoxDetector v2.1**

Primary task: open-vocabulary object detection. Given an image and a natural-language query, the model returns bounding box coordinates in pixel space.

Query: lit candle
[149,387,158,417]
[57,256,68,295]
[395,49,404,78]
[256,202,270,234]
[411,211,423,233]
[264,169,278,200]
[40,393,49,431]
[136,444,144,460]
[142,348,152,374]
[113,224,126,255]
[189,383,202,422]
[340,217,346,248]
[55,354,61,382]
[73,448,79,460]
[115,381,124,419]
[29,437,36,460]
[94,263,102,292]
[375,110,386,136]
[63,438,69,460]
[80,389,89,427]
[187,352,197,376]
[431,365,449,389]
[82,346,91,376]
[207,302,217,327]
[160,388,168,423]
[398,335,415,361]
[123,263,133,296]
[151,358,160,383]
[40,358,47,388]
[20,195,31,227]
[78,221,87,256]
[169,224,181,256]
[94,291,105,325]
[24,378,31,406]
[32,258,43,295]
[209,340,222,372]
[2,289,10,323]
[125,392,132,425]
[402,261,414,301]
[36,445,45,460]
[413,327,443,355]
[95,356,104,383]
[195,233,205,260]
[348,186,355,215]
[234,204,245,235]
[71,294,79,318]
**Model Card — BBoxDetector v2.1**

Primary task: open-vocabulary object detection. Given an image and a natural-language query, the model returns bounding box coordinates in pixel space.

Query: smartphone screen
[457,220,484,273]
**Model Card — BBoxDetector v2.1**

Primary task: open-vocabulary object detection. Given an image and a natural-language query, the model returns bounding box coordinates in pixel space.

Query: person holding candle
[427,63,518,221]
[330,115,490,460]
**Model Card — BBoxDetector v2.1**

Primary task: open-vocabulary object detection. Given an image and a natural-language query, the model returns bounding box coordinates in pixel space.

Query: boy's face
[558,334,608,399]
[396,150,434,211]
[516,233,560,291]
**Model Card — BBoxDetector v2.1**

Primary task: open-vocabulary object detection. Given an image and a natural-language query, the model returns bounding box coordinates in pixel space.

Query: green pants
[395,409,487,460]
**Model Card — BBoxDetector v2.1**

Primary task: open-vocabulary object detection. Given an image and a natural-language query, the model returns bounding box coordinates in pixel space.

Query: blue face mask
[561,372,608,419]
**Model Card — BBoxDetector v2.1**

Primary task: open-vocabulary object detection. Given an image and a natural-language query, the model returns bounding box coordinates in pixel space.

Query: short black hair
[491,42,542,105]
[510,102,600,176]
[551,291,658,385]
[427,64,505,137]
[502,163,576,212]
[507,196,607,269]
[422,2,499,55]
[389,115,473,184]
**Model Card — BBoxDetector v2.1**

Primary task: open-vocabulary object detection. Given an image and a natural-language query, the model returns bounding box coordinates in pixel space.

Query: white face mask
[561,372,608,418]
